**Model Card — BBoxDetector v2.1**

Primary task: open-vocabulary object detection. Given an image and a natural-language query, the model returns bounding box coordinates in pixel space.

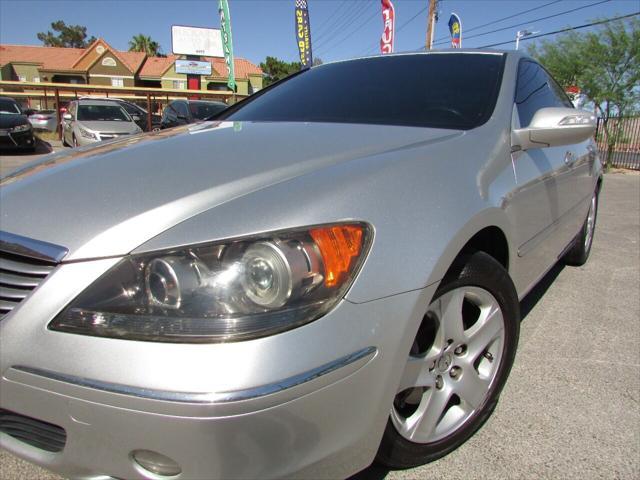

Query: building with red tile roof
[0,39,263,95]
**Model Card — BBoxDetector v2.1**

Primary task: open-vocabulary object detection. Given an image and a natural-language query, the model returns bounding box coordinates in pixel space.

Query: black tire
[376,251,520,469]
[563,190,599,266]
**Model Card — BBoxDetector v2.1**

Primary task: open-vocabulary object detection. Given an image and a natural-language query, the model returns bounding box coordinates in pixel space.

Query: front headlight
[11,124,31,132]
[79,126,97,139]
[50,223,371,343]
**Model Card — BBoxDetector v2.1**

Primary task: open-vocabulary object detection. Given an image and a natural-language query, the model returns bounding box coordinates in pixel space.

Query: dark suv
[161,99,228,129]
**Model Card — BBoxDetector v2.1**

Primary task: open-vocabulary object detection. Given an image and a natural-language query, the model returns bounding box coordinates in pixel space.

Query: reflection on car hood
[0,121,461,260]
[78,120,139,134]
[0,113,30,129]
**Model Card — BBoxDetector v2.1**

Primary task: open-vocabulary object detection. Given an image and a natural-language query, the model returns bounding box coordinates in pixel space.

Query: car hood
[0,121,461,261]
[0,113,29,129]
[78,120,139,133]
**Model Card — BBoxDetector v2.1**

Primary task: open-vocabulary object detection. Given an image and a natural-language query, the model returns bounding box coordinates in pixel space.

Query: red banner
[380,0,395,54]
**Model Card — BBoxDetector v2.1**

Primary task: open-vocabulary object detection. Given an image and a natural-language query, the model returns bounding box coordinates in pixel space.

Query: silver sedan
[0,50,600,480]
[61,99,142,147]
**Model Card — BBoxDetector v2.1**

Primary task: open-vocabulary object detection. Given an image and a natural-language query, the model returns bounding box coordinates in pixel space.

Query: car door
[121,102,146,131]
[173,101,191,125]
[507,60,577,289]
[544,68,596,238]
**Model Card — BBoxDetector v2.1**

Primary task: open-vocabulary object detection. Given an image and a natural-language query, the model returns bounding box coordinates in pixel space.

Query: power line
[431,0,612,47]
[315,3,379,58]
[312,0,349,38]
[433,0,562,44]
[477,12,639,48]
[314,1,368,46]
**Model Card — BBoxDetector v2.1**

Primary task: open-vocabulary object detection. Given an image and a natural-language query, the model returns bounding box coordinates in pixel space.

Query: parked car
[28,110,58,132]
[80,97,162,132]
[161,99,228,129]
[0,96,36,152]
[0,51,600,480]
[61,99,142,147]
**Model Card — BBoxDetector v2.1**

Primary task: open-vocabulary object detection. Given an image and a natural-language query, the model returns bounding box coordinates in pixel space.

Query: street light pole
[515,29,539,50]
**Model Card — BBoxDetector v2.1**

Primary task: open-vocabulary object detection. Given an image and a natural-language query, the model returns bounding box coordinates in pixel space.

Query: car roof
[321,49,521,67]
[75,99,124,107]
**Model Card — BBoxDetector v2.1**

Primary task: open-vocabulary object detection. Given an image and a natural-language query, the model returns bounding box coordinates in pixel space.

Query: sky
[0,0,637,66]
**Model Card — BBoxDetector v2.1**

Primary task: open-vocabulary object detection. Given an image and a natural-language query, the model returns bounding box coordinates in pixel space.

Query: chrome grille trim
[0,257,55,276]
[0,408,67,453]
[0,232,61,319]
[0,231,68,263]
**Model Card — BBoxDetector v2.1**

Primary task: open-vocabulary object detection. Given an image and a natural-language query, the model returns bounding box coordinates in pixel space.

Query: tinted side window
[121,102,140,115]
[173,101,189,118]
[515,61,569,127]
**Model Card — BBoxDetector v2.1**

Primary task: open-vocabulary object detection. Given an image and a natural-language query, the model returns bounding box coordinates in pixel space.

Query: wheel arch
[425,209,514,293]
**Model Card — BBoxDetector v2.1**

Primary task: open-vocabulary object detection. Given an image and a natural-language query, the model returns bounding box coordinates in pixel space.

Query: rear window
[224,53,505,130]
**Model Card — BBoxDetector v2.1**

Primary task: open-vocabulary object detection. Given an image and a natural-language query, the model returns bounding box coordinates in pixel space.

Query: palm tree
[128,34,162,57]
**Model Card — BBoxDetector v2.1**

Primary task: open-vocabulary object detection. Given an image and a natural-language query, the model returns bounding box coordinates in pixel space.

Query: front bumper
[0,256,438,479]
[0,129,35,149]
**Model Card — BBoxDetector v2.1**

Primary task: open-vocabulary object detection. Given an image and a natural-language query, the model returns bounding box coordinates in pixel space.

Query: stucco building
[0,39,263,96]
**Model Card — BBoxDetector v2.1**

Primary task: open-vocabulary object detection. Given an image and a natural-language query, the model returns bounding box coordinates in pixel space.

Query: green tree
[259,56,302,86]
[528,18,640,169]
[37,20,96,48]
[128,34,163,57]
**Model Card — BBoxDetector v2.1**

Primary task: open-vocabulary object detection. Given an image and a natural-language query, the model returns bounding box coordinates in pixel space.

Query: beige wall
[248,74,263,93]
[9,64,41,82]
[88,52,135,87]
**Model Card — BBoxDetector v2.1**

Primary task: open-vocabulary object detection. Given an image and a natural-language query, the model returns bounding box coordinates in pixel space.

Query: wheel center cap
[437,353,453,373]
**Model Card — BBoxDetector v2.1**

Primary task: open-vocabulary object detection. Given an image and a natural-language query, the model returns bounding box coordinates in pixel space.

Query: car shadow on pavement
[346,462,390,480]
[0,138,53,156]
[520,261,565,322]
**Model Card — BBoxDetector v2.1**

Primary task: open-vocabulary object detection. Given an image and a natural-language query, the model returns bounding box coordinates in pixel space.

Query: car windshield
[0,99,21,114]
[223,53,505,130]
[77,105,130,122]
[190,102,227,120]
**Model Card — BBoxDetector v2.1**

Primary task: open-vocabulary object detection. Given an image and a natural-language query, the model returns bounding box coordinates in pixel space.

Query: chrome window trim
[12,346,377,404]
[0,231,68,263]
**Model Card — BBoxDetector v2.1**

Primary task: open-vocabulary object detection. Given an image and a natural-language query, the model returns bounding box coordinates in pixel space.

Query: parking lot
[0,156,638,479]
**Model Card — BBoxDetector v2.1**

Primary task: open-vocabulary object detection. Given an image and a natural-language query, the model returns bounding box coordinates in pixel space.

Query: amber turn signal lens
[310,224,365,287]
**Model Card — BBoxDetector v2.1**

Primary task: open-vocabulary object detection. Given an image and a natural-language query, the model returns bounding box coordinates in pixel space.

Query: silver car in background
[0,50,600,480]
[62,99,142,147]
[27,110,58,132]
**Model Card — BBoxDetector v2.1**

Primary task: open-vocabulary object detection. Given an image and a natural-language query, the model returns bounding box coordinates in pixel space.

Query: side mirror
[131,115,141,122]
[512,107,596,151]
[63,113,73,121]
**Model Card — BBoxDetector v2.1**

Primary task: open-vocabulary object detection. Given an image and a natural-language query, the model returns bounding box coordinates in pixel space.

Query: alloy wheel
[391,286,505,444]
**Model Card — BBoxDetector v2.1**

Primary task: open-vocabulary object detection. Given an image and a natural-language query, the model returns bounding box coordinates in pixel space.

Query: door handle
[564,151,575,166]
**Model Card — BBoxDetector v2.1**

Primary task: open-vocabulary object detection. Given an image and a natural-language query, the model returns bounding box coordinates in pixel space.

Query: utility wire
[433,0,563,43]
[478,12,639,48]
[312,0,349,38]
[430,0,612,47]
[314,1,367,45]
[315,3,379,58]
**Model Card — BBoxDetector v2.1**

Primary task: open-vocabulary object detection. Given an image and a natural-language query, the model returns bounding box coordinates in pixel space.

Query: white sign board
[175,60,212,75]
[172,25,223,57]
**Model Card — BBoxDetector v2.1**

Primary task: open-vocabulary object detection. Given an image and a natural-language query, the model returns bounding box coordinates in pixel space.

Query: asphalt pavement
[0,172,638,480]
